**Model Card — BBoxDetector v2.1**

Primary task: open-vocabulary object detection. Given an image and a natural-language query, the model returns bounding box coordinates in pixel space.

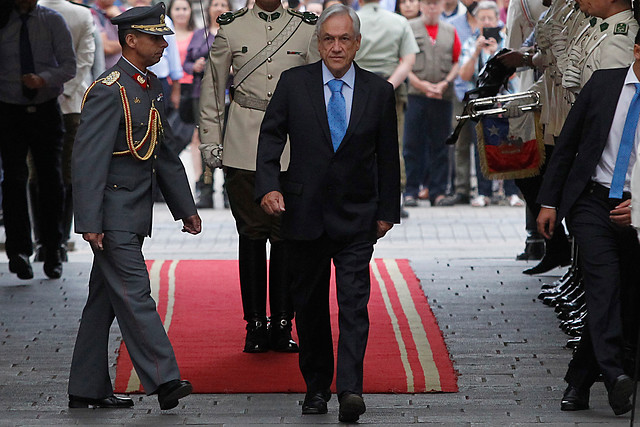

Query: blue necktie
[327,79,347,152]
[20,14,37,100]
[610,83,640,198]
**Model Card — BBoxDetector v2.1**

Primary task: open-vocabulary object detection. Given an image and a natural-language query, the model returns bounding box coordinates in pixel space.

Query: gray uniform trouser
[68,231,180,398]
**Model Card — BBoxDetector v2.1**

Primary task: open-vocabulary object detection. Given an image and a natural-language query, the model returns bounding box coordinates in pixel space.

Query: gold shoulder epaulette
[101,70,121,86]
[287,8,318,24]
[217,7,247,25]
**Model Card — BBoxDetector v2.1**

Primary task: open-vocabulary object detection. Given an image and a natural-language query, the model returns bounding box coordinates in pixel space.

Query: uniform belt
[233,92,269,111]
[586,181,631,202]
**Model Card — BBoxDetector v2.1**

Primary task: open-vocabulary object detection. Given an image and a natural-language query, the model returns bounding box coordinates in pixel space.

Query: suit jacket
[537,67,628,222]
[255,61,401,242]
[73,58,197,237]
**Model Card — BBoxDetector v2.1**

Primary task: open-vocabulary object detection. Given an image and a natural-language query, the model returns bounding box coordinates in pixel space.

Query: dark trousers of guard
[563,185,640,413]
[225,167,297,353]
[515,144,571,274]
[0,100,64,278]
[287,236,374,396]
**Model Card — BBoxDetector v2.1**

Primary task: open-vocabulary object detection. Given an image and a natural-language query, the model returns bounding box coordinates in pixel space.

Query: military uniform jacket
[73,57,197,237]
[579,9,638,87]
[199,5,319,171]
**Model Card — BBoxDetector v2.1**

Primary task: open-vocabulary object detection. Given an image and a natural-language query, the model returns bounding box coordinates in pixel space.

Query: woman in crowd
[396,0,420,19]
[458,0,523,207]
[183,0,231,209]
[167,0,196,153]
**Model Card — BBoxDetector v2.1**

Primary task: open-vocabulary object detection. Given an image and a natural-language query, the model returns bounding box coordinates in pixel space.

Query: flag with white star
[475,112,545,180]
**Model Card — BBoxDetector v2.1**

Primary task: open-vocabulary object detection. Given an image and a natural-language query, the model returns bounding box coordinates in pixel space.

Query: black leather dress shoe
[68,395,134,409]
[43,248,63,279]
[244,318,269,353]
[269,318,299,353]
[560,385,589,411]
[523,253,571,275]
[302,389,331,414]
[608,374,633,415]
[338,392,366,422]
[9,254,33,280]
[156,379,192,410]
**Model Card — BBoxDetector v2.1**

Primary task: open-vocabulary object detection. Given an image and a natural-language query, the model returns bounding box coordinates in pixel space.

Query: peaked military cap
[111,3,174,36]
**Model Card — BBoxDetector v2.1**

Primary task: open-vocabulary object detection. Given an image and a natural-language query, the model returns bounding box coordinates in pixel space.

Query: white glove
[562,65,582,90]
[199,143,223,169]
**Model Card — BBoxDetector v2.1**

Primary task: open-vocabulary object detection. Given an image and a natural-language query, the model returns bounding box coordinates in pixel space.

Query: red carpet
[114,259,458,394]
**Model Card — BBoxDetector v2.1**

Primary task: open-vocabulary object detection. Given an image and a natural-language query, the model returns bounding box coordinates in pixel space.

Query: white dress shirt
[322,62,355,128]
[593,65,640,193]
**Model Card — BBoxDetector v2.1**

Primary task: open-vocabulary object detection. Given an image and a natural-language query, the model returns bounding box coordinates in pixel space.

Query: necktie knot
[328,79,344,94]
[20,13,29,23]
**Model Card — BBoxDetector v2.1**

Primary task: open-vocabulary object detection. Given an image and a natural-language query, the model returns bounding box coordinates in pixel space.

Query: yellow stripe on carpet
[383,259,442,391]
[371,260,415,392]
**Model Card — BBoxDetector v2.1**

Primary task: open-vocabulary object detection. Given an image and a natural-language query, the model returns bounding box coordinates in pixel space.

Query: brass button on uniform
[267,57,272,62]
[267,92,272,97]
[267,74,273,80]
[267,41,272,45]
[268,25,273,30]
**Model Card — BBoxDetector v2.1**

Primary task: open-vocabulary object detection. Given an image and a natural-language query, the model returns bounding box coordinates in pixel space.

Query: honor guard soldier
[68,3,201,410]
[199,0,320,353]
[563,0,638,90]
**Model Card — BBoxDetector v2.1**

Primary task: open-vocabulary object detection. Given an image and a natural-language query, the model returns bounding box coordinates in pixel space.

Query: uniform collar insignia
[589,16,597,27]
[600,22,609,32]
[258,11,280,21]
[134,73,149,89]
[134,97,141,103]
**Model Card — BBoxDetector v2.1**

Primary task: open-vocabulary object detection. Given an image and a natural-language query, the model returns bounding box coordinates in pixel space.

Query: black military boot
[244,316,269,353]
[239,236,269,352]
[269,316,299,353]
[268,241,298,352]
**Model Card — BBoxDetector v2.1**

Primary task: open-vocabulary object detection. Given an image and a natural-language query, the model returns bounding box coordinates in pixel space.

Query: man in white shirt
[537,35,640,416]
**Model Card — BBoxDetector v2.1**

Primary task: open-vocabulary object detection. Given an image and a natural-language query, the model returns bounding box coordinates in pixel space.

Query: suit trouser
[0,99,63,257]
[564,190,640,389]
[68,231,180,398]
[288,236,374,396]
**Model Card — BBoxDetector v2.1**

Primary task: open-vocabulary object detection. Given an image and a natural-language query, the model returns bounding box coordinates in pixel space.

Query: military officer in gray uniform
[68,3,201,410]
[199,0,319,353]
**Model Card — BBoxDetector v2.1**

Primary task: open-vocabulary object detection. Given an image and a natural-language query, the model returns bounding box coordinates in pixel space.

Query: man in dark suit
[68,4,200,411]
[255,4,400,423]
[537,33,640,416]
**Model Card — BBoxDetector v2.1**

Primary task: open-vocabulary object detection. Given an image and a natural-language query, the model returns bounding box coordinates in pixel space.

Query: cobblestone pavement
[0,200,633,425]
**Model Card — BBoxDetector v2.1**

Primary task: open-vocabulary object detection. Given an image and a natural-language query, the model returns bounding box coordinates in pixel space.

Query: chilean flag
[476,112,544,180]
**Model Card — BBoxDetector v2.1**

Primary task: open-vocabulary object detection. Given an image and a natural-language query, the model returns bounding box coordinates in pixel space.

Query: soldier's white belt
[233,93,269,111]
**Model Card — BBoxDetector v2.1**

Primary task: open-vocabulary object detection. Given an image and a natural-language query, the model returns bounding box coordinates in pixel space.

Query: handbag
[179,83,195,124]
